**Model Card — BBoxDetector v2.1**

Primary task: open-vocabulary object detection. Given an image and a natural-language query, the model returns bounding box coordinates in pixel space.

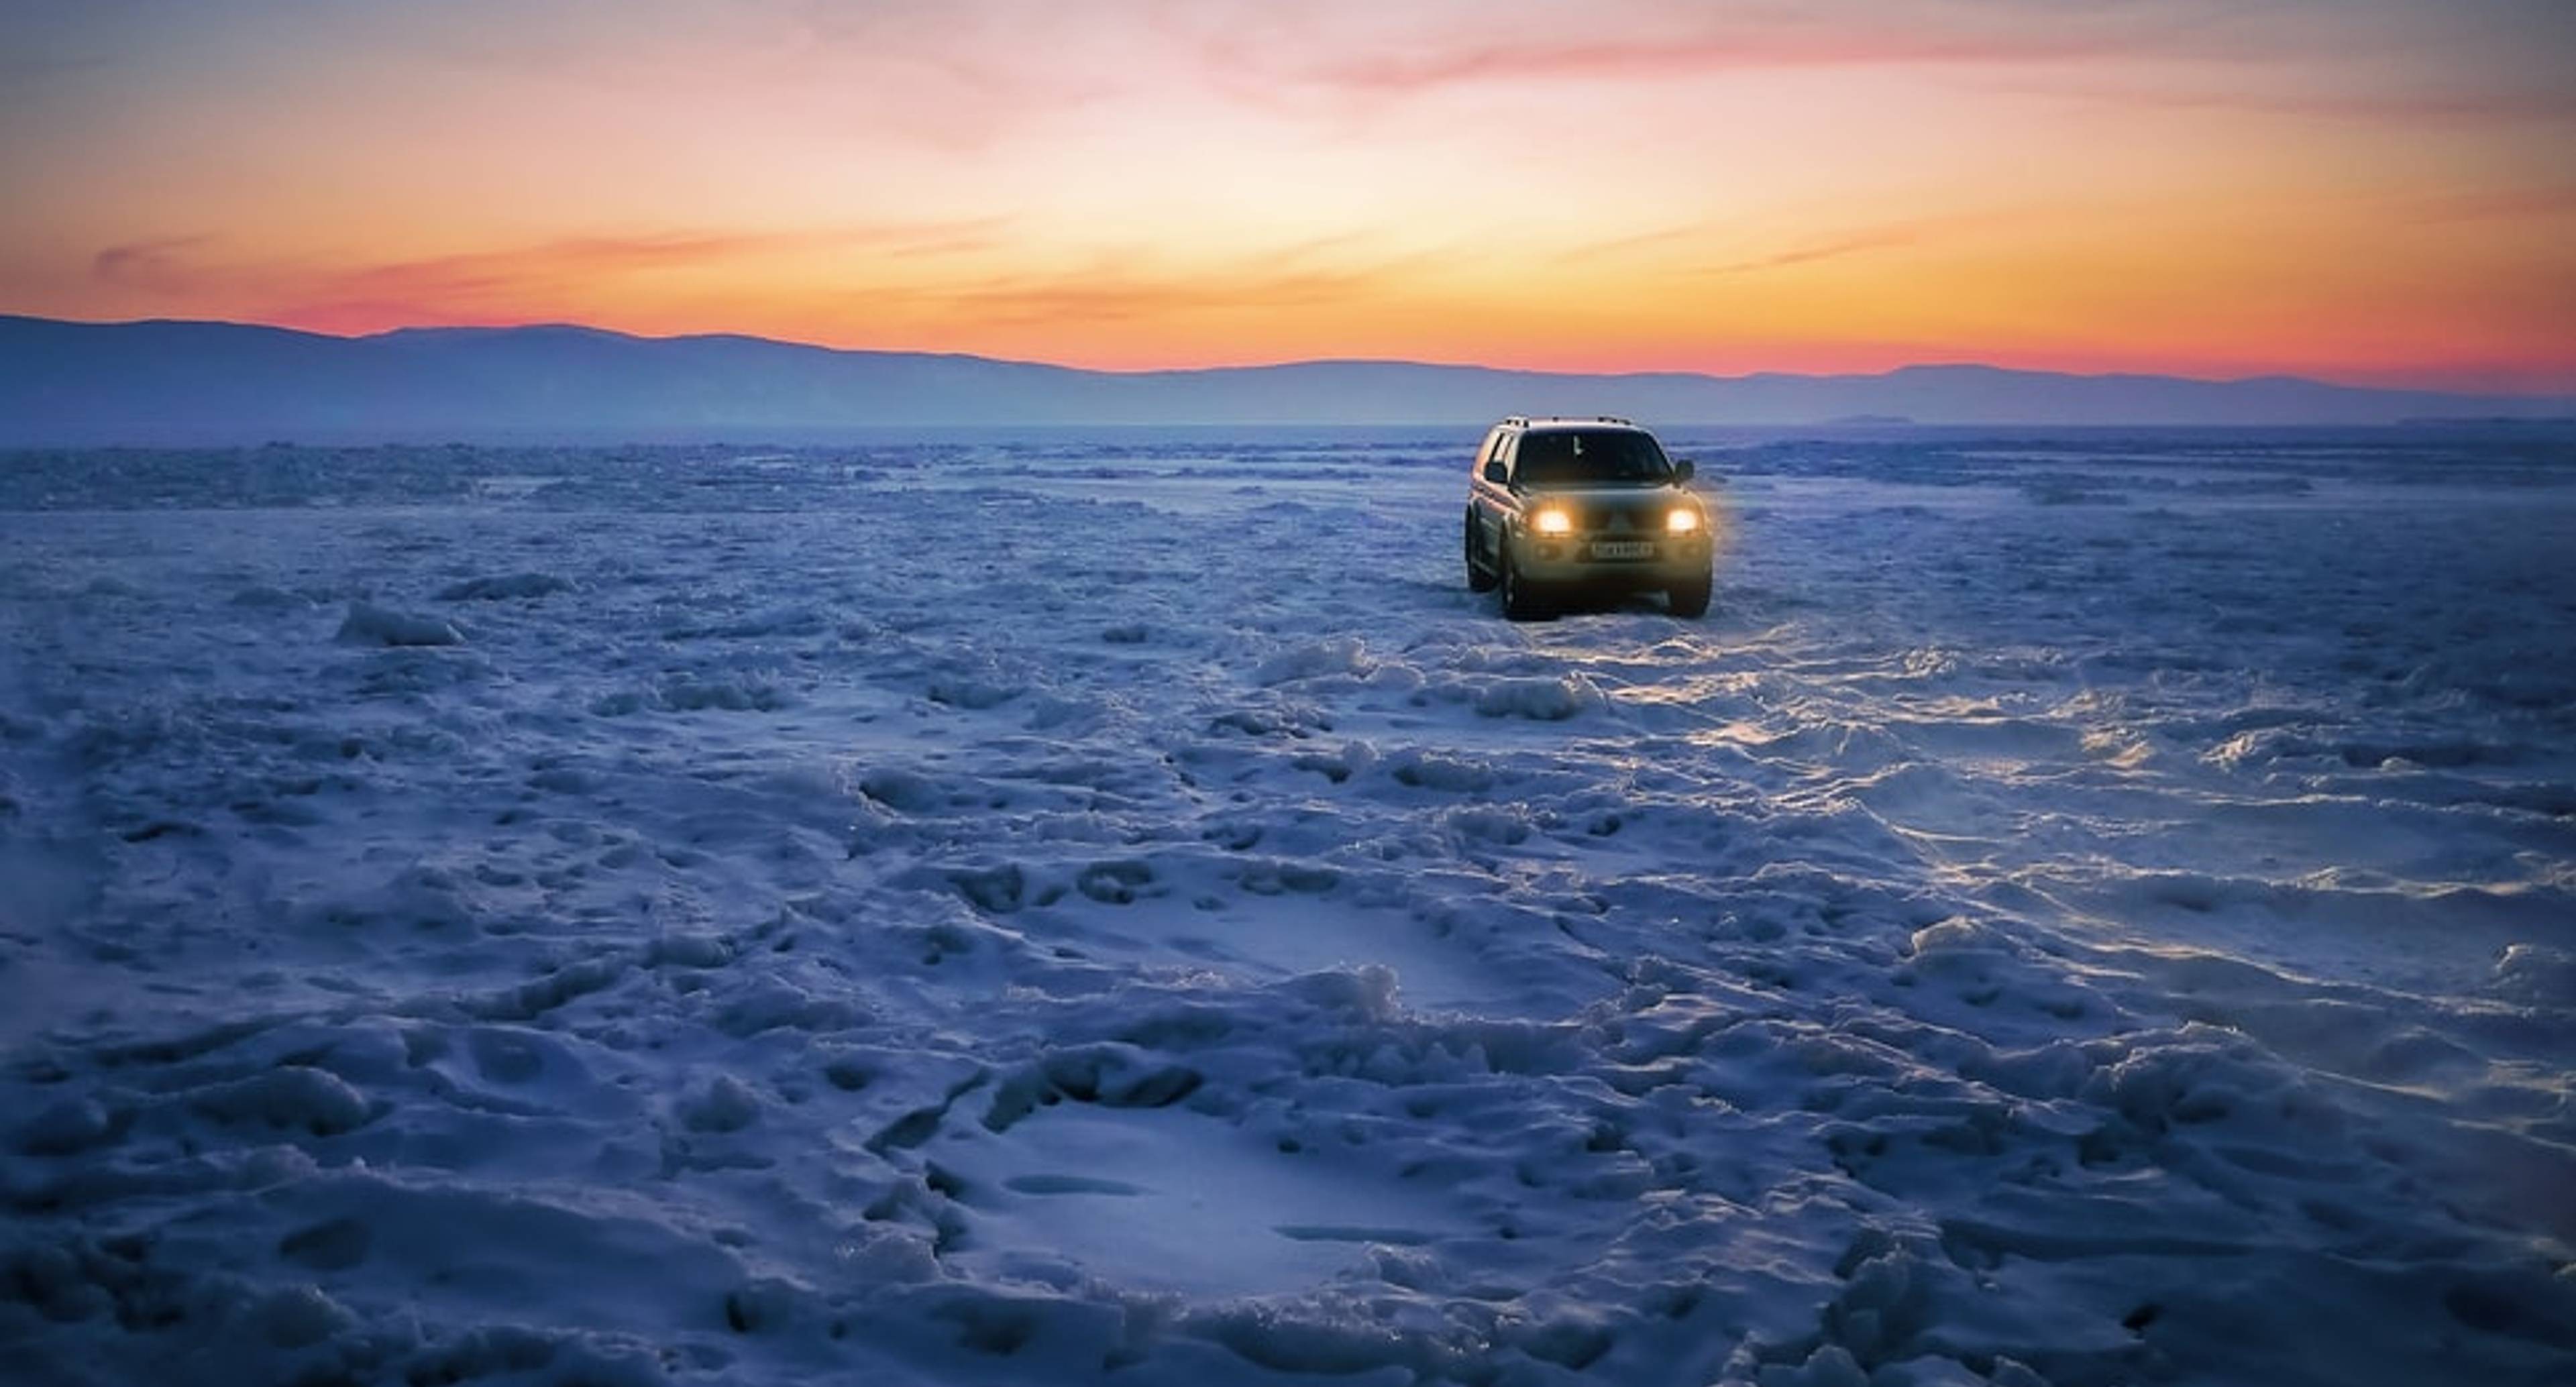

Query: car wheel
[1464,512,1497,592]
[1500,543,1549,621]
[1667,569,1711,618]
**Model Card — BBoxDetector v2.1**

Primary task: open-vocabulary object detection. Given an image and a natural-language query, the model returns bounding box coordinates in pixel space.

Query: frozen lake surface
[3,428,2572,1385]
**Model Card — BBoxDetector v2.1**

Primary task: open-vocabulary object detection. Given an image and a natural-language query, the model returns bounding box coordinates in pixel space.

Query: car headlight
[1534,508,1574,536]
[1666,508,1701,535]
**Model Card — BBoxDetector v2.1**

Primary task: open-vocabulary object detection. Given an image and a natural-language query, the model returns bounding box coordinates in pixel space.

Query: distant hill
[3,315,2570,443]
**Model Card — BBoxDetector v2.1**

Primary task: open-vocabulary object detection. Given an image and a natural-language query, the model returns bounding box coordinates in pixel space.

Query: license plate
[1591,541,1654,559]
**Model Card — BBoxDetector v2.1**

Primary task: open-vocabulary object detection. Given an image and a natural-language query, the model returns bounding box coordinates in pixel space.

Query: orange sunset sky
[3,1,2571,391]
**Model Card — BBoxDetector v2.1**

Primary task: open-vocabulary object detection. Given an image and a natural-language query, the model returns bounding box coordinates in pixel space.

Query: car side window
[1493,434,1518,485]
[1474,429,1503,475]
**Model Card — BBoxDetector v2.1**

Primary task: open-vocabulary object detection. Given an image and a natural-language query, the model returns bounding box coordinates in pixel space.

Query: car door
[1473,431,1519,557]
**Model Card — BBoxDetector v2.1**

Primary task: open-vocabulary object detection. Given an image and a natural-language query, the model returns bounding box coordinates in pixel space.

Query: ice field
[2,428,2571,1385]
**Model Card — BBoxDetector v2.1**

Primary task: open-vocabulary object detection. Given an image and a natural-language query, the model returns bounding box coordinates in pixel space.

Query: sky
[3,0,2572,390]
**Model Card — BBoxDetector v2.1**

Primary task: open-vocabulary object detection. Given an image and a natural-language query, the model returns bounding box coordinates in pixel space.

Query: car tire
[1464,512,1497,592]
[1499,543,1549,621]
[1667,570,1712,618]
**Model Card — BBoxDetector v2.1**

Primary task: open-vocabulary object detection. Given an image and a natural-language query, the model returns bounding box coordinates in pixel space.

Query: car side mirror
[1482,461,1507,484]
[1672,459,1695,484]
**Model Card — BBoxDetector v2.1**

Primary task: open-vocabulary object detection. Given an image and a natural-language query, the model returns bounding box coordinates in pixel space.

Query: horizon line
[12,311,2573,402]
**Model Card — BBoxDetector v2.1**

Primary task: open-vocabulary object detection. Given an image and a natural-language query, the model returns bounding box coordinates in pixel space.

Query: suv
[1463,417,1711,619]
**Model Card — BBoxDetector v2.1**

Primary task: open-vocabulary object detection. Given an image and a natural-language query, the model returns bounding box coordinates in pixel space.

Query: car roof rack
[1503,414,1634,428]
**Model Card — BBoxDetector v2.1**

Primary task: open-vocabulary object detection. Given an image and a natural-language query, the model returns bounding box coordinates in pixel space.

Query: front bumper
[1509,531,1711,586]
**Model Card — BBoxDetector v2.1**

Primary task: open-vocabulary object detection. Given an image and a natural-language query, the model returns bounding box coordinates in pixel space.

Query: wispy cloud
[327,224,1005,296]
[0,52,114,85]
[373,0,1124,152]
[873,237,1438,331]
[1189,0,2576,129]
[1292,31,2123,95]
[2408,184,2576,223]
[1697,225,1938,277]
[80,223,1432,347]
[1558,210,2008,277]
[1990,74,2576,125]
[90,221,1011,331]
[1195,2,2263,99]
[91,236,220,294]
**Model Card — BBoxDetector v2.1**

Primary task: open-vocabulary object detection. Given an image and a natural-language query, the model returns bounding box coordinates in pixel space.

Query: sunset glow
[5,1,2571,389]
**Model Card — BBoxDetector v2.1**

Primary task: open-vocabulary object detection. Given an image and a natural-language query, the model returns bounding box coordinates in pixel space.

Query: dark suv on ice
[1463,417,1711,618]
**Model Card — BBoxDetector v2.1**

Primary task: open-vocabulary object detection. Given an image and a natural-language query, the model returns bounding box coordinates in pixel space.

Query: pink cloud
[1189,3,2252,99]
[1185,1,2575,129]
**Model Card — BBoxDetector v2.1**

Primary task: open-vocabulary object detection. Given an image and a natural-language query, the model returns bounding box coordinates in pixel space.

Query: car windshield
[1514,430,1670,486]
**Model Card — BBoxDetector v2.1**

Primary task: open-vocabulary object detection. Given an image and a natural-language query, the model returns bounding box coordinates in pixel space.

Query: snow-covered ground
[2,428,2571,1386]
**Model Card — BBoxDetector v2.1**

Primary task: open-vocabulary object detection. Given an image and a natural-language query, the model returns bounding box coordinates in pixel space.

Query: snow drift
[1,428,2570,1386]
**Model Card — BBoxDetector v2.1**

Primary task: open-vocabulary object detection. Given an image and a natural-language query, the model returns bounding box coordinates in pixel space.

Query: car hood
[1529,484,1692,503]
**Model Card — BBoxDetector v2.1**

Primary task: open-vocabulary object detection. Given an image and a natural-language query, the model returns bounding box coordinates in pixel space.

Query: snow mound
[1253,636,1371,685]
[2493,943,2576,1005]
[1472,674,1598,720]
[334,601,462,647]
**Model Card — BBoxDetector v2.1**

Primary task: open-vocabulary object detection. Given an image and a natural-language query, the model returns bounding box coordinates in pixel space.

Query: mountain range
[3,314,2569,443]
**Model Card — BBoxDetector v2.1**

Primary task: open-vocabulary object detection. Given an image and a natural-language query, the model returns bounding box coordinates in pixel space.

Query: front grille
[1572,504,1658,535]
